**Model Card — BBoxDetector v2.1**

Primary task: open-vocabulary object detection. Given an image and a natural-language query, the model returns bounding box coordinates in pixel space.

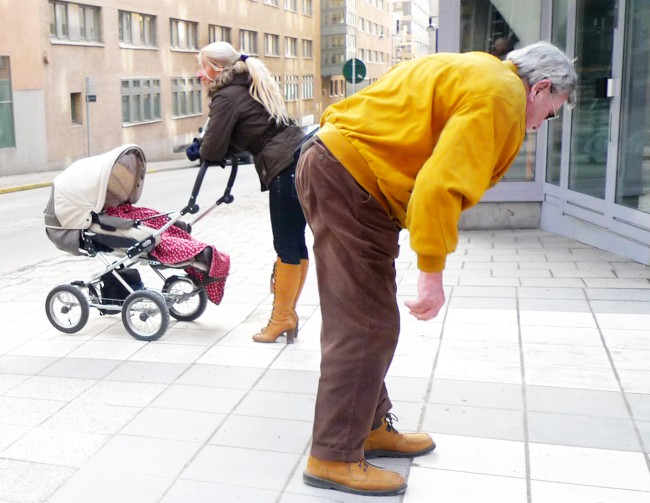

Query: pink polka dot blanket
[105,203,230,305]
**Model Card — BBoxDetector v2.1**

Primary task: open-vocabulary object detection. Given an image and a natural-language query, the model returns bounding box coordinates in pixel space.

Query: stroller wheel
[163,275,208,322]
[46,284,90,334]
[121,290,170,342]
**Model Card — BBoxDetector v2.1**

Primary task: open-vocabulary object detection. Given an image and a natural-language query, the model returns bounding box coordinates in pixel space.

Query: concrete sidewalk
[0,164,649,502]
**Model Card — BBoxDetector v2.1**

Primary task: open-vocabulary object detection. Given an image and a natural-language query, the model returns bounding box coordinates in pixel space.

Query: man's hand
[404,271,445,321]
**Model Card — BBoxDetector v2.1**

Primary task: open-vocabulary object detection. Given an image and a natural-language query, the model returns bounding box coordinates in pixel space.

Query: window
[302,39,313,58]
[49,1,101,43]
[70,93,82,124]
[265,34,280,56]
[265,0,279,6]
[119,11,156,47]
[302,75,314,99]
[79,5,100,41]
[209,25,232,44]
[285,37,298,57]
[121,78,161,125]
[170,19,198,50]
[239,30,258,54]
[0,56,15,149]
[285,0,298,11]
[172,77,202,118]
[331,11,344,24]
[303,0,313,15]
[615,0,650,213]
[284,75,299,102]
[460,0,542,182]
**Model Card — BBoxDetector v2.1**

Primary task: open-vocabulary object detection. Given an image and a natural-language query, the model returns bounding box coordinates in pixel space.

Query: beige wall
[0,0,45,90]
[22,0,322,170]
[0,0,49,174]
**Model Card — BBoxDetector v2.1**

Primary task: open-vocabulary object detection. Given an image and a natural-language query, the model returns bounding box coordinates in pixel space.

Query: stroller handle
[182,156,239,215]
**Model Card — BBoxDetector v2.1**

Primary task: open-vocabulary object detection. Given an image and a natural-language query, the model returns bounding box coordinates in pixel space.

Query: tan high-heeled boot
[253,258,302,344]
[292,259,309,333]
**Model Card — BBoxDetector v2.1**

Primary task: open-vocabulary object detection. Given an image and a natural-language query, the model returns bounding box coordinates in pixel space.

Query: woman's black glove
[186,138,202,161]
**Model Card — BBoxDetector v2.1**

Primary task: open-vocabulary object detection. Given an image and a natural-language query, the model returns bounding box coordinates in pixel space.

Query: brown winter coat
[199,73,304,190]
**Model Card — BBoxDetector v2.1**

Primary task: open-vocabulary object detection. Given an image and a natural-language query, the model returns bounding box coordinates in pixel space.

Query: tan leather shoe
[303,456,406,496]
[364,413,436,459]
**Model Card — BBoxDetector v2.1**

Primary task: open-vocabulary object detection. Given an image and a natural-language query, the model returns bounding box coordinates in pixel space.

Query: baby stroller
[43,144,237,341]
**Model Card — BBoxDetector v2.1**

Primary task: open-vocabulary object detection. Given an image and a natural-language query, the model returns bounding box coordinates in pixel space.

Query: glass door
[615,0,650,214]
[567,0,616,201]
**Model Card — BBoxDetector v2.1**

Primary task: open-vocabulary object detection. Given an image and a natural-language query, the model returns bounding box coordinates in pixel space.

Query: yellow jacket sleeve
[406,95,524,272]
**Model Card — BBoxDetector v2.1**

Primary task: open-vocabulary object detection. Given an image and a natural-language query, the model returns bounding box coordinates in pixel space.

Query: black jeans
[268,161,309,264]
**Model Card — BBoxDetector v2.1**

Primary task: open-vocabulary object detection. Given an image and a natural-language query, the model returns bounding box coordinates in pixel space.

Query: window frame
[170,18,198,51]
[302,39,313,58]
[209,24,232,44]
[119,10,157,48]
[0,55,16,149]
[284,75,299,102]
[265,33,281,57]
[49,1,102,44]
[302,74,314,100]
[171,77,202,118]
[285,36,298,58]
[239,30,258,55]
[121,78,161,126]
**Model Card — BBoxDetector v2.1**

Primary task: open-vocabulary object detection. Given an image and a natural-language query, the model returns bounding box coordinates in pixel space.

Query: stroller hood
[44,144,146,230]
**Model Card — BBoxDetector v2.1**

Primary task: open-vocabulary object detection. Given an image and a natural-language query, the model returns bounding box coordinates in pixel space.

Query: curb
[0,182,53,195]
[0,163,198,195]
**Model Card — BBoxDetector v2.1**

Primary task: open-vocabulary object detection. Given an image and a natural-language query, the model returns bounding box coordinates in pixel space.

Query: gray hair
[506,41,577,106]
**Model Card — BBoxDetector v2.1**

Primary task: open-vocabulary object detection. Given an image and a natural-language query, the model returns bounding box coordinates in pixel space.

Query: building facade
[0,0,321,174]
[320,0,393,106]
[391,0,434,64]
[439,0,650,265]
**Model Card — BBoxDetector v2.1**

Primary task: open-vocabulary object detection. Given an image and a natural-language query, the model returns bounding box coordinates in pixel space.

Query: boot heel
[286,326,297,344]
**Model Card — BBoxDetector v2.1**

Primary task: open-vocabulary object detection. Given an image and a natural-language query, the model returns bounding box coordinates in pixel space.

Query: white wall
[0,90,48,175]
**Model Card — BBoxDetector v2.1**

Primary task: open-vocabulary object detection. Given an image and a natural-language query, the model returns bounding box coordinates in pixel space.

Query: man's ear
[531,78,552,96]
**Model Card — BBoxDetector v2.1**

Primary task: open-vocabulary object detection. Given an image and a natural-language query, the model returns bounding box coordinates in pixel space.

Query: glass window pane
[133,95,141,122]
[0,79,11,102]
[0,103,16,148]
[615,0,650,212]
[122,95,130,122]
[460,0,541,181]
[567,0,615,199]
[545,0,568,186]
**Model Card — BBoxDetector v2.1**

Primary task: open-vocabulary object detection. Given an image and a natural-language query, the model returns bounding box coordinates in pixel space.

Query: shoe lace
[357,460,370,472]
[384,412,400,433]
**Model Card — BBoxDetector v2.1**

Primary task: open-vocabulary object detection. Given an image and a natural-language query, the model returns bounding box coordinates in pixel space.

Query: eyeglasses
[546,94,559,121]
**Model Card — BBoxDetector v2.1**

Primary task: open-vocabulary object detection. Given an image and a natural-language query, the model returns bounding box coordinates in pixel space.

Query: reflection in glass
[567,0,614,199]
[545,0,568,186]
[460,0,541,181]
[616,0,650,213]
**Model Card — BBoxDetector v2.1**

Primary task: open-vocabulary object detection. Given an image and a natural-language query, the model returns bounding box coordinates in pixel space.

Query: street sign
[342,58,366,84]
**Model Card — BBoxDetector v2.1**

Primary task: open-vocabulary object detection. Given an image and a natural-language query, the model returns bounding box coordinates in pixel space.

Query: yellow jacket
[318,52,526,272]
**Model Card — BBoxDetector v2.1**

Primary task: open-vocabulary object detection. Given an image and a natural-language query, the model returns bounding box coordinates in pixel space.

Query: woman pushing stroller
[193,41,309,344]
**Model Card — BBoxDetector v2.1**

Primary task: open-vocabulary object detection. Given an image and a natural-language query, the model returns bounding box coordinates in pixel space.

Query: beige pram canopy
[44,144,147,255]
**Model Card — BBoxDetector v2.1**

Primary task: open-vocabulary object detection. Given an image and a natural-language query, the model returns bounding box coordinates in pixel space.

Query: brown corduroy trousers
[296,138,402,462]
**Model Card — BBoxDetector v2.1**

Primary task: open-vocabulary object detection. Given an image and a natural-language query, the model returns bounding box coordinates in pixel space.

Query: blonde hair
[198,42,291,126]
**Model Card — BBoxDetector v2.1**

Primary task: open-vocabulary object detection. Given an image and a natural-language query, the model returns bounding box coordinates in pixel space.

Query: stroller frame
[44,145,238,342]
